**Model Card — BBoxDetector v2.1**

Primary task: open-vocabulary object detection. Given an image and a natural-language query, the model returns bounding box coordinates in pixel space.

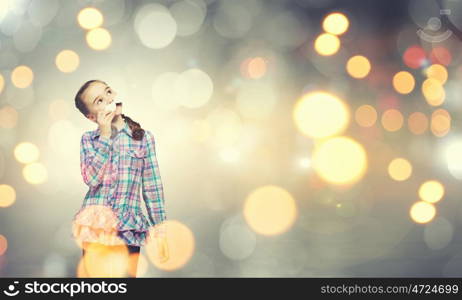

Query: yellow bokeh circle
[418,180,444,203]
[293,91,350,139]
[425,64,447,85]
[86,27,112,51]
[0,184,16,208]
[145,220,194,271]
[14,142,40,164]
[393,71,415,94]
[346,55,371,79]
[322,12,349,35]
[388,158,412,181]
[243,185,297,236]
[355,104,377,127]
[23,162,48,185]
[312,136,368,185]
[410,201,436,224]
[77,7,104,30]
[314,33,340,56]
[55,50,80,73]
[11,65,34,88]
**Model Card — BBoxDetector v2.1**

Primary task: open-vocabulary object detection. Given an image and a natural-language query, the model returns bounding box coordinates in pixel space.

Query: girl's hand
[148,235,169,263]
[156,236,169,263]
[96,110,115,138]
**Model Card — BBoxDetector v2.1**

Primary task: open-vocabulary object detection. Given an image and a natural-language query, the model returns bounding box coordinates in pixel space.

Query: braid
[121,114,145,141]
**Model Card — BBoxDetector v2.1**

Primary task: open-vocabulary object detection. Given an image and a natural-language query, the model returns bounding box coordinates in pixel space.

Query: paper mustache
[105,102,123,113]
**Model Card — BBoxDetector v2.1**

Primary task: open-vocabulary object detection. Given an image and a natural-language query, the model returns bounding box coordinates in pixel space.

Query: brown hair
[74,79,145,141]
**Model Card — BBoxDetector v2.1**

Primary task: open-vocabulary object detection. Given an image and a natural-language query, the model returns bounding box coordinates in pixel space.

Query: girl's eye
[107,90,112,94]
[98,99,102,103]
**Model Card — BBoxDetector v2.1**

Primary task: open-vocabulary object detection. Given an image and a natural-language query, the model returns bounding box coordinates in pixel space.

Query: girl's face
[82,81,120,123]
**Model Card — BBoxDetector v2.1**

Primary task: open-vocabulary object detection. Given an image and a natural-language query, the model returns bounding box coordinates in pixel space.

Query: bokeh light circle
[55,50,80,73]
[355,104,377,127]
[135,5,177,49]
[14,142,40,164]
[243,185,297,236]
[241,57,267,79]
[170,0,206,37]
[322,12,349,35]
[0,234,7,255]
[418,180,444,203]
[408,112,428,135]
[77,7,103,30]
[314,33,340,56]
[0,73,4,95]
[86,27,111,50]
[431,109,450,137]
[425,64,448,84]
[422,78,445,106]
[219,221,256,260]
[293,91,350,139]
[0,105,18,129]
[403,45,426,69]
[11,65,34,88]
[445,139,462,180]
[312,136,368,185]
[346,55,371,79]
[388,158,412,181]
[23,162,48,185]
[0,184,16,208]
[430,47,451,66]
[410,201,436,224]
[145,220,194,271]
[424,217,453,250]
[393,71,415,94]
[81,243,129,277]
[381,109,403,132]
[176,68,214,108]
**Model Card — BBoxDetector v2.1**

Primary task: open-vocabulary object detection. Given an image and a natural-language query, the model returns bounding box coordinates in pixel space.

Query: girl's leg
[81,242,140,277]
[81,241,94,277]
[127,245,141,278]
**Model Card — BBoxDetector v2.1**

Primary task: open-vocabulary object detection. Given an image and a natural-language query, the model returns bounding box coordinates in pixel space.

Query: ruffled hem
[72,225,149,246]
[70,204,153,247]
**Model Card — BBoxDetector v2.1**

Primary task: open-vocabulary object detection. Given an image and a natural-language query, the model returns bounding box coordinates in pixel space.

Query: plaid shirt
[71,119,166,247]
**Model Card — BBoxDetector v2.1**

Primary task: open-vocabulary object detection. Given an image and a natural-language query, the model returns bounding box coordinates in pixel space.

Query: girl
[71,79,169,277]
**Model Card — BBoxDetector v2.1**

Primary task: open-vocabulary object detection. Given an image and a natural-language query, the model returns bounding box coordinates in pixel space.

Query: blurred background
[1,0,462,277]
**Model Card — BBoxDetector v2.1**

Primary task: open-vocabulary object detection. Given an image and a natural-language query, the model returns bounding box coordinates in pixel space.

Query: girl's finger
[106,111,116,122]
[105,110,114,119]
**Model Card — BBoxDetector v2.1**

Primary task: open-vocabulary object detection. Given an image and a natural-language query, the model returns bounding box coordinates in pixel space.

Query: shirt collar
[90,118,132,139]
